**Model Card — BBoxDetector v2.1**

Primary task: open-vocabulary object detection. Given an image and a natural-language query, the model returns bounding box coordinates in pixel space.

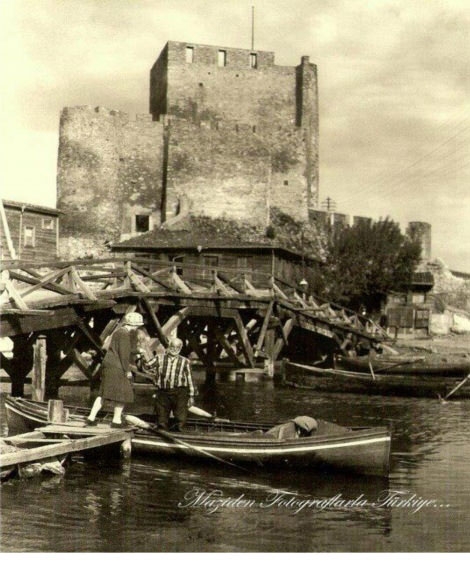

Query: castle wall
[57,106,164,257]
[165,119,271,225]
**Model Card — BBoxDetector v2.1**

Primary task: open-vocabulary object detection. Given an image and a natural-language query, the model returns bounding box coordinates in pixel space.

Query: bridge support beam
[44,333,74,400]
[2,335,35,397]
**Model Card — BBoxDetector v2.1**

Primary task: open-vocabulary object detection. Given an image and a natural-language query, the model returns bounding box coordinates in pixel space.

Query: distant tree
[321,217,422,311]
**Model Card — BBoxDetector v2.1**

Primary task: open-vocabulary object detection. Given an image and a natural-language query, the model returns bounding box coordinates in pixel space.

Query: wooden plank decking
[0,425,131,469]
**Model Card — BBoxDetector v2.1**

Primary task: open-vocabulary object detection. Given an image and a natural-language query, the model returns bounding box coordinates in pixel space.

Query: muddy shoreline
[395,333,470,357]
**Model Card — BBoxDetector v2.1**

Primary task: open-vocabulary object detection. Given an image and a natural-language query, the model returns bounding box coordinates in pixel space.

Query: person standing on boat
[151,337,196,432]
[85,312,144,428]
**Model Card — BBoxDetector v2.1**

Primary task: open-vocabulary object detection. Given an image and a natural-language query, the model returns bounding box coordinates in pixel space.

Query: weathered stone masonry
[151,42,318,222]
[57,41,319,257]
[57,106,164,256]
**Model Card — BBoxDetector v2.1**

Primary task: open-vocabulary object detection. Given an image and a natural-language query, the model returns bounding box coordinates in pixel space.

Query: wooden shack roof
[112,216,322,264]
[411,271,434,289]
[2,199,64,216]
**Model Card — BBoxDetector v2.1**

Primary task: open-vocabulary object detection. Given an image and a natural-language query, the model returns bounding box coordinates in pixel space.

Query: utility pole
[0,199,17,259]
[321,197,337,229]
[251,6,255,51]
[321,197,336,213]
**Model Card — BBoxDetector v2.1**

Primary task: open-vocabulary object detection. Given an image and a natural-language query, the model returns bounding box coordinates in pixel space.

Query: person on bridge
[85,312,144,428]
[150,337,196,432]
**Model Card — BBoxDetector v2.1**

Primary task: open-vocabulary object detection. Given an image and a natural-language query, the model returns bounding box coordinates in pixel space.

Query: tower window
[250,53,258,68]
[135,215,150,233]
[218,50,227,67]
[284,180,289,186]
[185,46,194,63]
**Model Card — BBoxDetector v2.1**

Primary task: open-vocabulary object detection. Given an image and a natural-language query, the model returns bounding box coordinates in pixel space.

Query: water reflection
[2,379,470,551]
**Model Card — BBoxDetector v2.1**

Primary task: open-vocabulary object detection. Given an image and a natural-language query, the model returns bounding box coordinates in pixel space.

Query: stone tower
[150,41,319,221]
[407,221,432,261]
[57,41,319,257]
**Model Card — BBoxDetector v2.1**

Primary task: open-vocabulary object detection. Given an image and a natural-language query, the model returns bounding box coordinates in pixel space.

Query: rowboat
[335,354,470,377]
[5,397,391,477]
[282,360,470,399]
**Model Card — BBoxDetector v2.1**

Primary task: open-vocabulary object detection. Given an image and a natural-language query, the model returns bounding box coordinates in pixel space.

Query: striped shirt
[153,353,195,397]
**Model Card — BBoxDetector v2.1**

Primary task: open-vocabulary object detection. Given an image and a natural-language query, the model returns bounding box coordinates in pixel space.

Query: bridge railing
[1,257,388,340]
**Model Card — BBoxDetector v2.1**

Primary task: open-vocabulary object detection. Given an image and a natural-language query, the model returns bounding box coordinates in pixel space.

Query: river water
[1,373,470,552]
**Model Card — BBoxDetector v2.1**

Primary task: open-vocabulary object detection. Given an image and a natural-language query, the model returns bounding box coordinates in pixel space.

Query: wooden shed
[384,271,434,337]
[111,218,322,291]
[1,199,62,261]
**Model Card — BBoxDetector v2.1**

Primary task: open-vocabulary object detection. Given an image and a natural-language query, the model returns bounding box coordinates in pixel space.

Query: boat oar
[438,373,470,403]
[124,415,250,472]
[131,369,227,421]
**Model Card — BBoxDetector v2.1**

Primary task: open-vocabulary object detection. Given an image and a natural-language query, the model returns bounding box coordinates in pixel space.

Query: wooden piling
[120,437,132,458]
[47,399,66,423]
[274,358,288,385]
[32,336,47,402]
[264,359,274,377]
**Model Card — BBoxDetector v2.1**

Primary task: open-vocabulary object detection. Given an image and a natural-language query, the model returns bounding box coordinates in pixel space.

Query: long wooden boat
[335,354,470,377]
[5,396,391,477]
[283,360,470,399]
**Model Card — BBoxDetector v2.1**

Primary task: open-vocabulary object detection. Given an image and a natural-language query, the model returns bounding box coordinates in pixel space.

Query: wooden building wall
[123,248,320,289]
[1,207,59,261]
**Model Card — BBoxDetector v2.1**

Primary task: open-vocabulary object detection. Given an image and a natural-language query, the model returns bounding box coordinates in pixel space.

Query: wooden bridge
[0,258,387,397]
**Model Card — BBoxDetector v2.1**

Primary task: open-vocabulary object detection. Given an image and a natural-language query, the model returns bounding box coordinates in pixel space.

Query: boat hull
[284,361,470,398]
[335,355,470,377]
[5,397,391,477]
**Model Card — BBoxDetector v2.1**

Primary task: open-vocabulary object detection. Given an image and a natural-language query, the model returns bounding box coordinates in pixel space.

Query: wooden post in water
[274,358,288,385]
[264,328,276,378]
[32,336,47,402]
[120,437,132,458]
[48,399,66,423]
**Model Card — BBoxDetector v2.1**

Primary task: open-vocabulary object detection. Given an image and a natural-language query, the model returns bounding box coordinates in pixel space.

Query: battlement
[60,106,160,127]
[153,41,276,71]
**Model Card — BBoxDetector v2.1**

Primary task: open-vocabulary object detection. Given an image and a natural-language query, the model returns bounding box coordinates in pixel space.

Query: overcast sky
[1,0,469,270]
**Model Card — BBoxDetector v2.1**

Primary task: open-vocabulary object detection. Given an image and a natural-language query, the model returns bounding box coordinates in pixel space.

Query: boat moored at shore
[5,397,391,477]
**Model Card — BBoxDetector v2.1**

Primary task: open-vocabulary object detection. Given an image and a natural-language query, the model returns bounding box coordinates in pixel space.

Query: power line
[356,121,470,195]
[342,114,470,198]
[338,120,470,204]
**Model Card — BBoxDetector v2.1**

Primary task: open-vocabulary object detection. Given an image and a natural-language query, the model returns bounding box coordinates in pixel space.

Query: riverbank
[395,333,470,356]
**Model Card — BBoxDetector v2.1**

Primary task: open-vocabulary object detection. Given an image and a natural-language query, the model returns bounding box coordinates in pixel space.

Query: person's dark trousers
[154,387,190,431]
